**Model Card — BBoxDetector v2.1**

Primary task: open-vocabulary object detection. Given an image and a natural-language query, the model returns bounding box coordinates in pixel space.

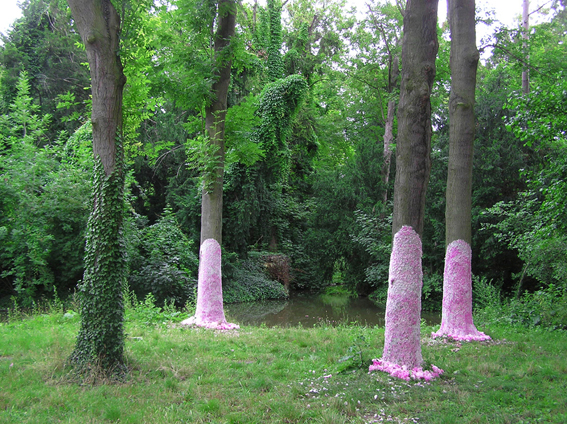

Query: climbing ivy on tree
[66,0,128,379]
[267,0,283,82]
[69,143,127,376]
[254,74,309,185]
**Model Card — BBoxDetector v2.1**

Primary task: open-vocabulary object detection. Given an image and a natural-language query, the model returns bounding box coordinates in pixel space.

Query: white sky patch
[0,0,22,43]
[0,0,556,48]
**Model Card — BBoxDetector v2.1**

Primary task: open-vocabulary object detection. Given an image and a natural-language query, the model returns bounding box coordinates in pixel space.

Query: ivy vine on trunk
[66,0,128,379]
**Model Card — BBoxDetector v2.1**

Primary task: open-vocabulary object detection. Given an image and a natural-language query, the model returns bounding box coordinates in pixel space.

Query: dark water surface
[224,294,441,328]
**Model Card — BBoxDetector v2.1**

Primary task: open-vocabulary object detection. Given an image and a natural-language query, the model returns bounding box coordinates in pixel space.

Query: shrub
[475,279,567,331]
[125,293,191,326]
[126,208,198,306]
[222,254,289,303]
[506,285,567,330]
[0,122,93,304]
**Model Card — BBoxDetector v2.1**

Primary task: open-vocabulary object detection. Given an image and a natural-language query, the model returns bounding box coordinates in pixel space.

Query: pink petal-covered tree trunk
[370,226,443,381]
[382,226,423,368]
[432,240,489,341]
[181,239,239,330]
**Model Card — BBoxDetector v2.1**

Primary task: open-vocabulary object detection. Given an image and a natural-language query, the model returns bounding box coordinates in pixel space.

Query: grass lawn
[1,308,566,423]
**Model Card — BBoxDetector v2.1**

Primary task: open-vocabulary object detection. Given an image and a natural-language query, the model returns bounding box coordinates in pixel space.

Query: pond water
[224,294,441,328]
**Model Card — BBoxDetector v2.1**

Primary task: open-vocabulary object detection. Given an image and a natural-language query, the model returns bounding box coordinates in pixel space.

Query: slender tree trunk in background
[267,0,283,82]
[66,0,127,376]
[184,0,239,330]
[371,6,401,205]
[381,0,439,372]
[433,0,489,341]
[522,0,530,94]
[381,99,395,203]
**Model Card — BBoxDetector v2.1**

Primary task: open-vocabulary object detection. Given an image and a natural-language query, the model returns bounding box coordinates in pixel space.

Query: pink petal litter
[369,359,444,381]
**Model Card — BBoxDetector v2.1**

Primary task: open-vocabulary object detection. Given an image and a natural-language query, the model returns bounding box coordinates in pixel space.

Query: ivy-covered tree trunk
[376,0,442,378]
[267,0,283,82]
[433,0,489,341]
[185,0,239,330]
[66,0,127,376]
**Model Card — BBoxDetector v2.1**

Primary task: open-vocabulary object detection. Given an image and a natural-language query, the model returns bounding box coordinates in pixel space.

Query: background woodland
[0,0,566,328]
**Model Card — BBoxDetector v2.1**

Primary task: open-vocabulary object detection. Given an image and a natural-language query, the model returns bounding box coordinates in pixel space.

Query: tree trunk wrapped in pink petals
[181,239,239,330]
[432,240,489,341]
[382,226,424,369]
[372,0,440,381]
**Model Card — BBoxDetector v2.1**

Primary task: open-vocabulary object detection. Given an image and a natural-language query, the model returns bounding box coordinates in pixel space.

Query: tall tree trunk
[66,0,127,376]
[382,0,438,372]
[267,0,283,82]
[200,0,236,245]
[433,0,489,341]
[522,0,530,94]
[391,0,437,238]
[185,0,239,330]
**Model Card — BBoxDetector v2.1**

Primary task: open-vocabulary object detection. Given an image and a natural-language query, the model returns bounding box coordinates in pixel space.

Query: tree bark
[66,0,127,375]
[68,0,125,177]
[444,0,477,247]
[433,0,489,341]
[382,0,439,373]
[200,0,237,245]
[391,0,438,238]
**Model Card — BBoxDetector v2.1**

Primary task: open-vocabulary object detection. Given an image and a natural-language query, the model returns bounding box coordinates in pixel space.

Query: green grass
[1,310,566,423]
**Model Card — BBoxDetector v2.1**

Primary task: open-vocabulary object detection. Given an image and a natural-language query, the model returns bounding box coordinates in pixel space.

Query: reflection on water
[224,294,441,328]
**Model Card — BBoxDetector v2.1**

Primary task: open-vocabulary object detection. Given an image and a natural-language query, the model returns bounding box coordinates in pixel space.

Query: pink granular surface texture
[432,240,489,342]
[369,359,444,382]
[382,226,423,369]
[180,238,239,331]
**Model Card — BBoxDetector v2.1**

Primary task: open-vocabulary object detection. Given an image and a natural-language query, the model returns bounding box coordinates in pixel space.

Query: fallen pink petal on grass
[369,359,444,382]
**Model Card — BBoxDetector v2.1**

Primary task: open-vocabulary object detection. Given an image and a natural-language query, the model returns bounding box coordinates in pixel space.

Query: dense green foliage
[0,72,92,303]
[0,0,566,321]
[126,208,199,307]
[0,0,89,138]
